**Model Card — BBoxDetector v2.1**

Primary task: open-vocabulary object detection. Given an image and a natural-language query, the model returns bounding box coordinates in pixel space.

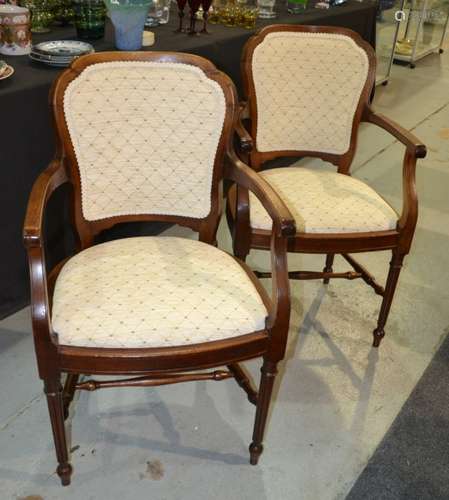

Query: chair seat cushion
[249,167,398,233]
[52,237,268,349]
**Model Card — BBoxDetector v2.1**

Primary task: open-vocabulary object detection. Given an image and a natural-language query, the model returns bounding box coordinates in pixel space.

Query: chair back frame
[241,25,377,173]
[51,51,236,250]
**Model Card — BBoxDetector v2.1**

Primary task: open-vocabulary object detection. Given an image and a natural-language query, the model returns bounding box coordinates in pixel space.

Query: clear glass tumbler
[147,0,171,25]
[257,0,276,18]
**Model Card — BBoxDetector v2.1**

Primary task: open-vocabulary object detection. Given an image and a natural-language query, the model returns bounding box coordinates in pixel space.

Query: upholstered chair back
[60,58,228,223]
[246,28,373,158]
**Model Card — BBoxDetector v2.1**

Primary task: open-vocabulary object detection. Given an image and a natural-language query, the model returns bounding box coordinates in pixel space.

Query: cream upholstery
[64,61,226,221]
[52,237,268,348]
[251,32,369,155]
[248,167,398,233]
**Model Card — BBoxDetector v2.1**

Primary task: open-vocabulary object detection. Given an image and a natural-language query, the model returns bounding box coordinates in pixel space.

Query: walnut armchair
[227,25,426,348]
[23,52,296,486]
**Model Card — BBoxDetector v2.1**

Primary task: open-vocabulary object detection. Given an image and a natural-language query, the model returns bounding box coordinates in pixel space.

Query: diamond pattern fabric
[252,32,369,155]
[63,61,226,221]
[52,237,268,348]
[248,167,398,233]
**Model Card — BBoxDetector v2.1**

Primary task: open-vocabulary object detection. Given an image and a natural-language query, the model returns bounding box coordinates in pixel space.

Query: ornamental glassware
[256,0,275,18]
[105,0,152,50]
[72,0,106,40]
[22,0,53,33]
[187,0,201,34]
[174,0,187,31]
[199,0,212,32]
[240,5,257,28]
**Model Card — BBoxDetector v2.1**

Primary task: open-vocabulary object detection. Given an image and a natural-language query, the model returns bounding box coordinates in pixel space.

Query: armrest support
[225,150,295,361]
[362,106,427,158]
[225,150,296,237]
[235,102,253,154]
[362,106,426,248]
[23,160,69,370]
[23,159,69,248]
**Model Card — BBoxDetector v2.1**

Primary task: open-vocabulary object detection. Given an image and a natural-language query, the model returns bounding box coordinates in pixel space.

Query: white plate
[33,40,94,57]
[0,64,14,81]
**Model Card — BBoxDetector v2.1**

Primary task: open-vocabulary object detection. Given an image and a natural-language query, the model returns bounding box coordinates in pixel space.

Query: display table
[0,0,377,319]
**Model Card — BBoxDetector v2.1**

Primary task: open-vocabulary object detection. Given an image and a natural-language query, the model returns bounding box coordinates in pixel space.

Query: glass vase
[105,0,152,50]
[73,0,106,39]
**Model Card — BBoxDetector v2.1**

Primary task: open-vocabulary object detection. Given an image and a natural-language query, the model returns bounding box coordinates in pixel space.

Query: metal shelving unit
[394,0,449,67]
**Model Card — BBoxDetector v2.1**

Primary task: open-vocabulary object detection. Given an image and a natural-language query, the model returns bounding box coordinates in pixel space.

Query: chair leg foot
[57,463,73,486]
[373,252,405,348]
[323,254,335,285]
[249,443,263,465]
[44,378,73,486]
[249,360,278,466]
[372,328,385,348]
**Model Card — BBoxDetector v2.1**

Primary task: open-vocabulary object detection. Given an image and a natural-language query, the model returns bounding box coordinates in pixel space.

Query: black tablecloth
[0,0,377,319]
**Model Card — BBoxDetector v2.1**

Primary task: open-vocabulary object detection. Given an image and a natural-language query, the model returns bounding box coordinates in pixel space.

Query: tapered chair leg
[44,378,73,486]
[249,360,278,465]
[373,252,405,348]
[323,254,335,284]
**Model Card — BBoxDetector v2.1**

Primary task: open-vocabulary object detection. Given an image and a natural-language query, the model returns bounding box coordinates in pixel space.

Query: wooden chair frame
[23,52,296,486]
[227,25,426,348]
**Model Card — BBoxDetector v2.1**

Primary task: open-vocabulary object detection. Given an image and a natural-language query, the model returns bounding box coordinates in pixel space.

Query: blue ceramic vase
[105,0,152,50]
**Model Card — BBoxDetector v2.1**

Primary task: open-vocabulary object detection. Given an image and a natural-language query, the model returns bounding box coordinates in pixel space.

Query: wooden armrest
[363,106,427,158]
[235,102,253,154]
[225,150,296,237]
[23,160,69,248]
[225,149,292,360]
[23,160,69,363]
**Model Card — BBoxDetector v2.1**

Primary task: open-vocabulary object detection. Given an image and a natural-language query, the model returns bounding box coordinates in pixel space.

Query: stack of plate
[29,40,95,67]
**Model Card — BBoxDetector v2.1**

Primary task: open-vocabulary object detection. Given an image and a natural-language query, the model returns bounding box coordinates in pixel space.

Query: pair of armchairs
[24,26,426,486]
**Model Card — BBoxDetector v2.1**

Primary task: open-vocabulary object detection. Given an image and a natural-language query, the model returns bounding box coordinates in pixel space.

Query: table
[0,0,377,319]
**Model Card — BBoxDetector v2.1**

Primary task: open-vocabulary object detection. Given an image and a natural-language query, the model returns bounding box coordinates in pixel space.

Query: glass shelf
[394,0,449,67]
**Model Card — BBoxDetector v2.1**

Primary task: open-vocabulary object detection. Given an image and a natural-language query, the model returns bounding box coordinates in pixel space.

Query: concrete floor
[1,49,449,500]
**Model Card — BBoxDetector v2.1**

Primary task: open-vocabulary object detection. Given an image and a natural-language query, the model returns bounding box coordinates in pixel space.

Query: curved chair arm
[225,151,295,360]
[23,160,70,376]
[225,150,296,237]
[362,106,427,158]
[362,106,427,248]
[235,102,253,154]
[24,159,69,248]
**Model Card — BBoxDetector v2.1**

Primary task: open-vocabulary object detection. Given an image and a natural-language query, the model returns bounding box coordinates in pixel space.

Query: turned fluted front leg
[249,360,278,465]
[44,378,73,486]
[373,252,405,347]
